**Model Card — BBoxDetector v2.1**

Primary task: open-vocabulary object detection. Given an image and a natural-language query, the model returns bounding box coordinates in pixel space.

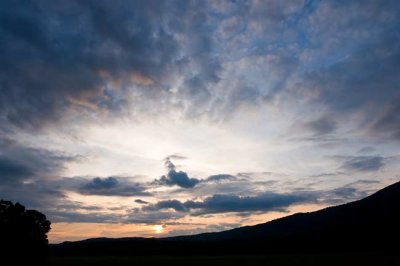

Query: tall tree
[0,200,51,259]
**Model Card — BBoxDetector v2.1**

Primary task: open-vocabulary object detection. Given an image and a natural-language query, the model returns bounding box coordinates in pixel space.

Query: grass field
[45,254,400,266]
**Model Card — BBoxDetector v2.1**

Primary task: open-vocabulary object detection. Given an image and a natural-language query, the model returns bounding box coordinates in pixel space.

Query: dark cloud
[142,180,378,218]
[153,158,240,189]
[306,116,336,136]
[0,181,66,211]
[0,157,33,184]
[156,171,200,189]
[56,202,102,212]
[372,103,400,140]
[0,0,221,131]
[48,210,122,224]
[340,156,385,172]
[305,38,400,112]
[1,0,399,140]
[143,191,317,215]
[187,192,315,215]
[0,137,88,222]
[79,176,151,197]
[134,199,149,205]
[44,201,121,223]
[143,200,187,212]
[297,0,400,140]
[173,178,266,198]
[358,146,376,154]
[82,176,118,190]
[153,158,200,188]
[320,181,379,205]
[329,187,358,198]
[0,137,77,209]
[0,138,76,185]
[33,197,181,224]
[0,170,111,225]
[40,181,375,224]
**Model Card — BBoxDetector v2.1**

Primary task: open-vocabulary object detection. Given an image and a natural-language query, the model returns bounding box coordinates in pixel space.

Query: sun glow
[154,225,163,234]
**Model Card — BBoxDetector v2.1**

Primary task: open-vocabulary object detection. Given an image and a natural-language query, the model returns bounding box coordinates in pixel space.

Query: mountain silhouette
[52,181,400,256]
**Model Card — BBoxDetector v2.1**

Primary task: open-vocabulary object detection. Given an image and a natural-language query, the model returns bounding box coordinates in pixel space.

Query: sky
[0,0,400,243]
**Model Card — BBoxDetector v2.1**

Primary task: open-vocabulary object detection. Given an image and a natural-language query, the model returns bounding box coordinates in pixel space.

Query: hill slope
[52,181,400,255]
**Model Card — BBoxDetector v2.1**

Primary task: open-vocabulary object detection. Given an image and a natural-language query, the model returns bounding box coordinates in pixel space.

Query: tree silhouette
[0,200,51,259]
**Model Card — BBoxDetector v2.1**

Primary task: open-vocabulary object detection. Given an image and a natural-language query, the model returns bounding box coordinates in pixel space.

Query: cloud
[1,0,399,143]
[82,177,118,190]
[165,154,188,161]
[0,0,222,131]
[0,138,109,223]
[340,156,385,172]
[0,137,77,210]
[372,103,400,140]
[0,138,76,184]
[153,157,200,188]
[188,192,316,215]
[143,200,187,212]
[1,0,399,232]
[127,210,185,224]
[295,0,400,140]
[0,157,33,184]
[42,181,374,224]
[310,172,343,178]
[48,210,123,224]
[156,171,200,189]
[306,116,336,136]
[153,158,239,189]
[320,181,380,205]
[0,181,66,211]
[79,177,151,197]
[55,202,102,212]
[171,177,268,198]
[134,199,149,205]
[43,201,124,223]
[204,174,237,182]
[143,191,317,215]
[358,146,376,154]
[140,181,377,220]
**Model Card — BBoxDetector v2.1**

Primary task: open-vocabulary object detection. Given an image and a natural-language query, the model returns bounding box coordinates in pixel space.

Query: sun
[153,225,163,234]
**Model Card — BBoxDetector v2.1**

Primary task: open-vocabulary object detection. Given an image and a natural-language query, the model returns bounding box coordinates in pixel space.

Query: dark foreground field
[46,254,400,266]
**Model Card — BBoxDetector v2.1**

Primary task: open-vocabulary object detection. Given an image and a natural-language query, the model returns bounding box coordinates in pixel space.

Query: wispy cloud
[340,156,385,172]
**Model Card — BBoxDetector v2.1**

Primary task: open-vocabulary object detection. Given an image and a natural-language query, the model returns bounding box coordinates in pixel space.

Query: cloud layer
[142,191,317,215]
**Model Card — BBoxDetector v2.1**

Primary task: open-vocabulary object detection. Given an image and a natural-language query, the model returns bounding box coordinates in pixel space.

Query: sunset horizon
[1,0,400,247]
